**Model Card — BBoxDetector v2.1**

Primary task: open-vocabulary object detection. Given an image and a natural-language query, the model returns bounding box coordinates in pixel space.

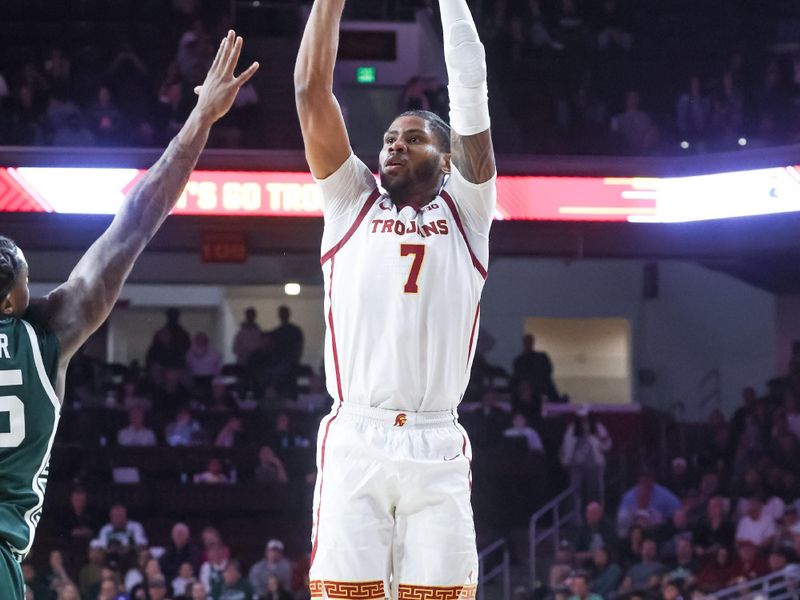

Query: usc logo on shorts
[394,413,408,427]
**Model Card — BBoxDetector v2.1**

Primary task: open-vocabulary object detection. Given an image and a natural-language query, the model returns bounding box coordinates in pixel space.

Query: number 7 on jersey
[400,244,425,294]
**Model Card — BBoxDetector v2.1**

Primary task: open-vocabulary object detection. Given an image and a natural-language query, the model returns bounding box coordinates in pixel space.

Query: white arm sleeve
[440,0,490,135]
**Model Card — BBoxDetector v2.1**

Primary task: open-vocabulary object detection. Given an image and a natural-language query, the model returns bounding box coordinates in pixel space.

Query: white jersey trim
[15,320,60,560]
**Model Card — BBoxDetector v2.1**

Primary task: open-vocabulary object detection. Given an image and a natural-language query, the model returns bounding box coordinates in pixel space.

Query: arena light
[680,141,690,150]
[284,283,301,296]
[738,137,748,146]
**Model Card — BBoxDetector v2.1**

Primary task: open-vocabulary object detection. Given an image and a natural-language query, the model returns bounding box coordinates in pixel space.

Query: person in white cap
[294,0,495,591]
[248,539,292,596]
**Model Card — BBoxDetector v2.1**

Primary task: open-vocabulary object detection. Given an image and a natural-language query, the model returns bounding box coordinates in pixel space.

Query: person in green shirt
[567,570,604,600]
[0,30,259,600]
[218,560,256,600]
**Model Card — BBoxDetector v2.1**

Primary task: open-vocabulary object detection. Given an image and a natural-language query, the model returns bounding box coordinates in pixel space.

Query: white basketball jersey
[317,154,496,412]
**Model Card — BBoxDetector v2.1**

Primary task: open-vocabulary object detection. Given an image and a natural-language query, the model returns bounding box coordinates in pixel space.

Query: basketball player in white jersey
[295,0,495,597]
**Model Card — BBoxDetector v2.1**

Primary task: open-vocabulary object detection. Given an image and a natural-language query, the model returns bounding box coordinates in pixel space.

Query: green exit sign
[356,66,376,83]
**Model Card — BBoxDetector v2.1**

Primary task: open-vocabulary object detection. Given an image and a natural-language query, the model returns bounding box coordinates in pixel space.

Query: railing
[529,484,579,588]
[710,565,800,600]
[478,538,511,600]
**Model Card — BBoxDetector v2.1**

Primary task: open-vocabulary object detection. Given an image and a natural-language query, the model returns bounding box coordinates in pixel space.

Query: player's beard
[380,154,442,204]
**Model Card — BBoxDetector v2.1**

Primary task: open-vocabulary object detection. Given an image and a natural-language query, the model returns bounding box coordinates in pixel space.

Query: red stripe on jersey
[327,257,344,403]
[439,190,488,280]
[466,303,480,372]
[310,401,343,568]
[320,188,382,265]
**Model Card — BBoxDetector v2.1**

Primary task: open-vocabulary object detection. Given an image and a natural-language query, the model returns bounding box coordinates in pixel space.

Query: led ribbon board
[1,165,799,222]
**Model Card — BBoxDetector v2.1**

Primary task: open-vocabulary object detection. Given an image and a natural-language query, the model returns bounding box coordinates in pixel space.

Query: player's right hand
[193,29,260,123]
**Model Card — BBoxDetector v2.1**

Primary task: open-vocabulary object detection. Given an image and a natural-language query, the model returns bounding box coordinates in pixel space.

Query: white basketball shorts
[309,403,478,600]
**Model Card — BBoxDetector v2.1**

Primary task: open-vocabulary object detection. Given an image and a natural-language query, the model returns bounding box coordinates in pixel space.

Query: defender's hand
[194,29,259,123]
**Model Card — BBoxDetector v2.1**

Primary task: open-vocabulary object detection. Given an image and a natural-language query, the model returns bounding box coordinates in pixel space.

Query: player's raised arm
[440,0,496,184]
[294,0,352,179]
[38,31,259,368]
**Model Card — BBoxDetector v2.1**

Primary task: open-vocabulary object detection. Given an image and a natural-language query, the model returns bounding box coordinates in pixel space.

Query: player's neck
[389,185,440,211]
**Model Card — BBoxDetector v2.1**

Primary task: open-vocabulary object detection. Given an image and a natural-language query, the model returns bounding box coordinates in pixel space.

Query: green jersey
[0,314,60,561]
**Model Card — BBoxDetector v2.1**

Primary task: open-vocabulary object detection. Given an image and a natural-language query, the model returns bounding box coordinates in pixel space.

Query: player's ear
[441,153,451,175]
[1,295,13,316]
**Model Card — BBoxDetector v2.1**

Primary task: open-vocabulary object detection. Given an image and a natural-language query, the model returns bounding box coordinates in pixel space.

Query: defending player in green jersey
[0,30,259,599]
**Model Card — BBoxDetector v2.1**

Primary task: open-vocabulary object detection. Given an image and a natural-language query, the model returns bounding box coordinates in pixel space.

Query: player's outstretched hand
[194,29,259,123]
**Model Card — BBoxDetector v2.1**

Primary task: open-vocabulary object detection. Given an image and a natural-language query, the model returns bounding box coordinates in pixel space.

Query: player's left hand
[193,29,260,123]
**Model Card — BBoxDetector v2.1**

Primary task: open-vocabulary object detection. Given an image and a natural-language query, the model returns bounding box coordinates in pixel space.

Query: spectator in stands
[727,540,768,583]
[664,536,700,583]
[147,308,192,383]
[199,542,229,598]
[97,576,122,600]
[96,504,149,557]
[588,547,622,597]
[574,502,618,565]
[209,377,237,412]
[249,539,293,594]
[51,109,95,146]
[117,407,158,447]
[616,537,666,596]
[263,574,293,600]
[215,416,244,448]
[200,527,227,563]
[548,540,576,600]
[295,372,332,413]
[774,506,799,551]
[189,581,210,600]
[617,470,681,536]
[559,406,612,506]
[147,575,170,600]
[172,562,197,598]
[166,407,205,446]
[23,561,55,600]
[709,71,745,150]
[88,85,126,146]
[233,307,262,365]
[194,458,230,484]
[187,331,223,379]
[461,388,510,448]
[273,306,304,389]
[44,47,72,99]
[609,90,659,155]
[124,549,154,594]
[767,547,794,574]
[79,541,106,596]
[156,80,192,144]
[399,76,431,112]
[57,583,81,600]
[249,331,280,396]
[218,560,254,600]
[513,334,559,403]
[269,412,311,450]
[121,380,152,411]
[665,457,693,497]
[595,0,632,51]
[695,546,735,594]
[6,84,45,145]
[566,570,602,600]
[160,522,200,582]
[64,485,98,542]
[254,446,289,484]
[503,413,545,453]
[658,507,693,559]
[619,524,645,568]
[676,76,711,147]
[693,495,735,557]
[736,495,776,549]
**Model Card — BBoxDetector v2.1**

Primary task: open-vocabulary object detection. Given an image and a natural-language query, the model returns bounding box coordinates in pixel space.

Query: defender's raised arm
[39,31,258,383]
[440,0,496,184]
[294,0,352,179]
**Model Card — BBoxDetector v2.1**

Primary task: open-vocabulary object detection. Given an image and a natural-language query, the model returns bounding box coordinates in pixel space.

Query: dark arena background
[2,0,800,599]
